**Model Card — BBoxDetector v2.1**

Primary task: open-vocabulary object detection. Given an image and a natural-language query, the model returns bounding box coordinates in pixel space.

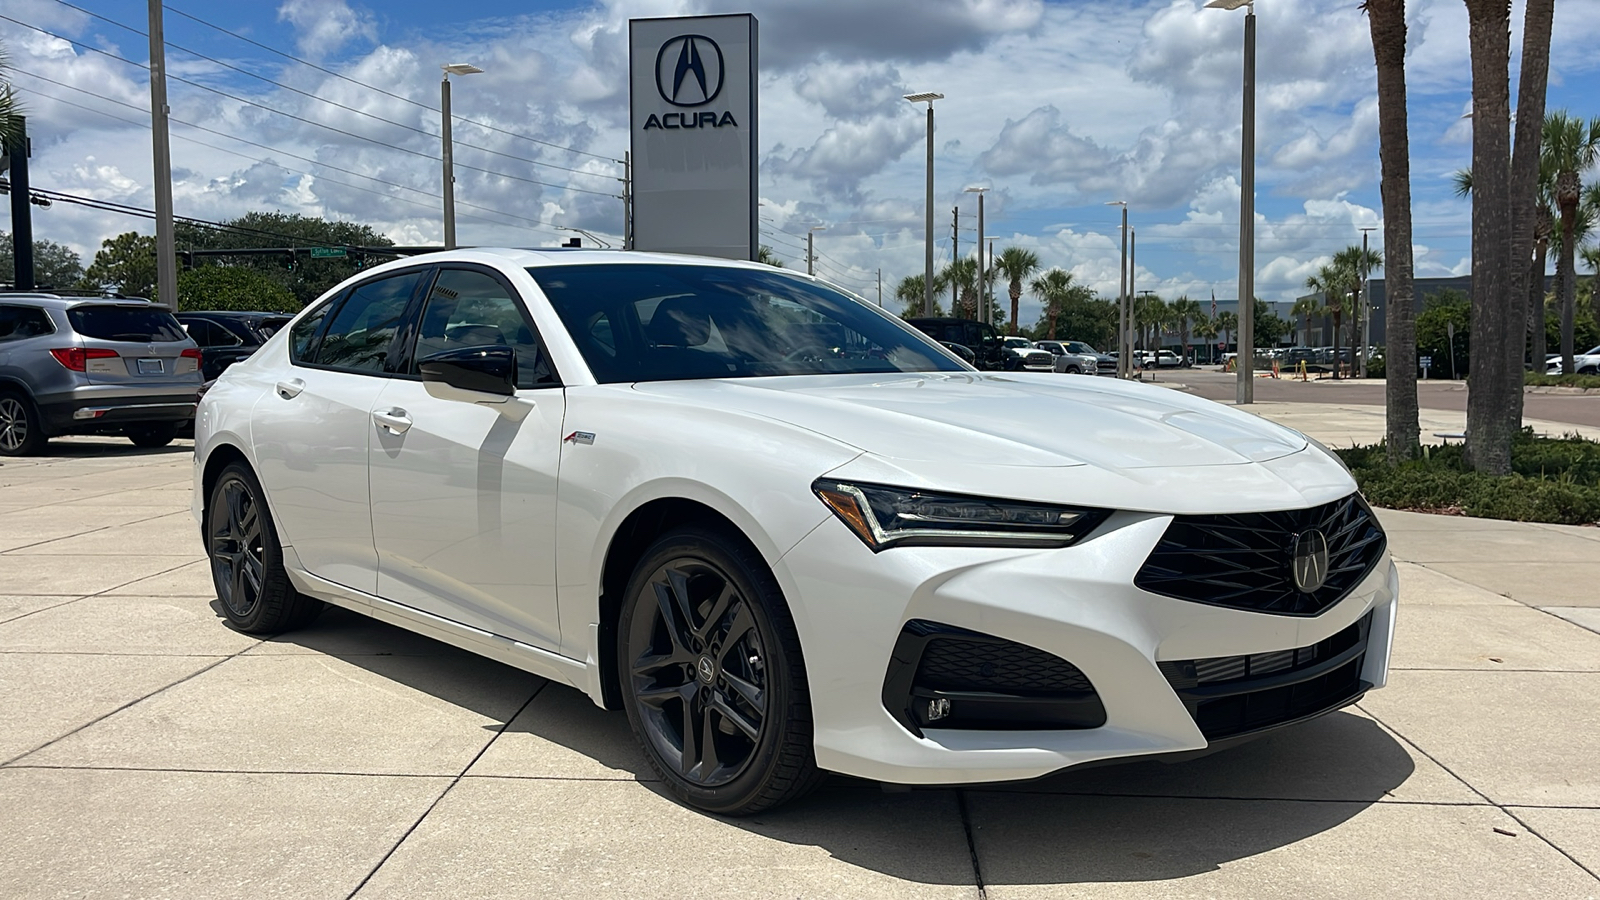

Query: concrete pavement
[2,431,1598,898]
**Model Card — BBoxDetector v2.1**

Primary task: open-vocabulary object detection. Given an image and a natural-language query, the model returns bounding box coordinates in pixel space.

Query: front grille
[917,636,1094,694]
[882,620,1105,734]
[1159,612,1372,740]
[1133,493,1386,616]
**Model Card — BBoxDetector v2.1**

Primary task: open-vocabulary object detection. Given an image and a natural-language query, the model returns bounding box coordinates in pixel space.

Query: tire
[127,422,179,448]
[205,461,324,635]
[618,526,824,815]
[1064,365,1082,375]
[0,391,46,456]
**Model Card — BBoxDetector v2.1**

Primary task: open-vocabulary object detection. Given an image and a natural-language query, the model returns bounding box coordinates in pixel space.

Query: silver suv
[0,294,202,455]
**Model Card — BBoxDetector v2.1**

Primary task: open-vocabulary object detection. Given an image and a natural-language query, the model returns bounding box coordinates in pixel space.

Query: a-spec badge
[563,431,596,446]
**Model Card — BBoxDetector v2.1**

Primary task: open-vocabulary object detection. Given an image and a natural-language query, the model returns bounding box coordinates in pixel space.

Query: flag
[1210,290,1217,320]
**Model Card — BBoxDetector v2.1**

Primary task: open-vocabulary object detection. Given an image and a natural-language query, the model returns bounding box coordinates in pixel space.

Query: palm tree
[1462,0,1517,474]
[993,247,1041,336]
[1028,268,1075,340]
[1504,0,1553,432]
[1333,244,1383,375]
[1,40,23,150]
[1543,112,1600,374]
[1133,294,1168,353]
[894,274,940,319]
[939,258,982,321]
[1291,295,1323,346]
[1214,311,1238,357]
[1169,296,1202,363]
[1304,263,1347,379]
[1193,315,1219,364]
[756,245,785,268]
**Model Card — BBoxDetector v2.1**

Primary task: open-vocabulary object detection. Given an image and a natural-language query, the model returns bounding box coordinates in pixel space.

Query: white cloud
[277,0,377,59]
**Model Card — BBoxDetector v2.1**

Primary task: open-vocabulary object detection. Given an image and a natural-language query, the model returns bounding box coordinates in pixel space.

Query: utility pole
[806,230,815,276]
[5,117,34,290]
[1109,201,1129,377]
[1236,3,1257,403]
[147,0,178,307]
[1360,225,1376,377]
[951,205,960,315]
[876,268,883,307]
[1129,226,1138,366]
[441,75,456,249]
[622,151,633,250]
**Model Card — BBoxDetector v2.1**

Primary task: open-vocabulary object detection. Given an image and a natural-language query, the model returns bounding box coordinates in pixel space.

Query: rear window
[68,307,188,342]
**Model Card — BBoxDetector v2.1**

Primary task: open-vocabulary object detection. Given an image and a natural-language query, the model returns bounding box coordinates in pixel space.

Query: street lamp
[1106,200,1129,377]
[905,92,944,316]
[965,187,989,325]
[441,62,483,250]
[806,225,826,276]
[1207,0,1255,403]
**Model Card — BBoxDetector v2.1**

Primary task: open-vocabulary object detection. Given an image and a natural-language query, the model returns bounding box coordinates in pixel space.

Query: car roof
[356,247,786,275]
[0,294,167,311]
[178,310,293,319]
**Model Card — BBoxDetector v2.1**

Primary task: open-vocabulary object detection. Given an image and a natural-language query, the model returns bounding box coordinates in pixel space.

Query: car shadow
[37,437,194,458]
[247,605,1415,887]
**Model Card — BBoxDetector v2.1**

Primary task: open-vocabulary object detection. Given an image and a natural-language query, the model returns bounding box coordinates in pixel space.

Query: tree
[80,232,158,301]
[1416,289,1471,378]
[1334,244,1383,373]
[1504,0,1553,431]
[1028,268,1093,341]
[0,234,83,288]
[1542,112,1600,374]
[1252,298,1290,347]
[1134,294,1168,352]
[937,257,1002,324]
[756,245,785,268]
[174,212,395,306]
[177,266,299,312]
[0,38,23,149]
[1169,296,1202,361]
[1304,263,1348,379]
[1215,311,1238,353]
[1291,294,1323,346]
[1461,0,1517,474]
[993,247,1040,336]
[1583,241,1600,332]
[1193,315,1219,364]
[895,274,941,319]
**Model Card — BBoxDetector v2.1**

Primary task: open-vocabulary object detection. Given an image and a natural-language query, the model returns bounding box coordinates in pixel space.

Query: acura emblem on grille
[1291,529,1330,593]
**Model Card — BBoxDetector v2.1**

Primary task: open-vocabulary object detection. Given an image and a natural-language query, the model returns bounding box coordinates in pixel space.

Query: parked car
[0,293,202,454]
[1039,340,1108,375]
[939,341,976,365]
[1547,346,1600,375]
[1139,350,1185,368]
[906,317,1004,370]
[193,249,1396,816]
[1001,336,1056,371]
[176,311,295,381]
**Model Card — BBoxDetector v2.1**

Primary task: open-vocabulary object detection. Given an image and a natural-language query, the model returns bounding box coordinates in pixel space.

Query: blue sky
[5,0,1600,325]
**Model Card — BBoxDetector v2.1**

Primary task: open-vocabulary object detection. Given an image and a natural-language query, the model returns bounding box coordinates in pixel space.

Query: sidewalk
[1,437,1597,898]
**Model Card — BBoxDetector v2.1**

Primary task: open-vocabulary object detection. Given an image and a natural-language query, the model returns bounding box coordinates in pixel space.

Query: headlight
[812,480,1110,551]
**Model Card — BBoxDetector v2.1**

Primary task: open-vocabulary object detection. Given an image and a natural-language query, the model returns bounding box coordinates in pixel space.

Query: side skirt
[281,550,601,702]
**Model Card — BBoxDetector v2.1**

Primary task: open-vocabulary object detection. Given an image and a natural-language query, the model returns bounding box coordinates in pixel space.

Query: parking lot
[3,434,1600,898]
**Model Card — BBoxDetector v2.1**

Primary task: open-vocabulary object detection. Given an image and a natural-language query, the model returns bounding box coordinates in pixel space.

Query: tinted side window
[0,306,55,341]
[290,302,333,365]
[315,272,421,372]
[410,269,558,389]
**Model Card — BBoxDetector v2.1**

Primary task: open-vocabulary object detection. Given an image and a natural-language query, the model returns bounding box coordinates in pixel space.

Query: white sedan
[193,249,1397,815]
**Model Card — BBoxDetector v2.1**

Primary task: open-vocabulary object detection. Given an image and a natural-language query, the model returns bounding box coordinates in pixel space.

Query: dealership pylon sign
[629,14,758,260]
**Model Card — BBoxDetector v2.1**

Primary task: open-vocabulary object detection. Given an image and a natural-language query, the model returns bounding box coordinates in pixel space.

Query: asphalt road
[1167,368,1600,429]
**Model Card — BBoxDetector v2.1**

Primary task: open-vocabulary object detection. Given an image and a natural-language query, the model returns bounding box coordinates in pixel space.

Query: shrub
[1526,371,1600,389]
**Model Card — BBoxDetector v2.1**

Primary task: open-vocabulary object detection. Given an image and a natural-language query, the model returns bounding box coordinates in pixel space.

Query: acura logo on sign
[656,35,724,106]
[1291,529,1330,593]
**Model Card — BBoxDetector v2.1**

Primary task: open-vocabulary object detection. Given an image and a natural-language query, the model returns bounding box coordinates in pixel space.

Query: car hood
[631,372,1307,470]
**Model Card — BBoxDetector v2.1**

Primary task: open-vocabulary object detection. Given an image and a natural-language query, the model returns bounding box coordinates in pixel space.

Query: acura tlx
[192,249,1396,815]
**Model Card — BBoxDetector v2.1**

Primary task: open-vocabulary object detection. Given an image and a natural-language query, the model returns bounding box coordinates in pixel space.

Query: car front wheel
[618,526,824,815]
[206,461,324,634]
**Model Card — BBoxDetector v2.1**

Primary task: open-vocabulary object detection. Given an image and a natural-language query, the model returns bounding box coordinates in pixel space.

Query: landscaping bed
[1334,429,1600,526]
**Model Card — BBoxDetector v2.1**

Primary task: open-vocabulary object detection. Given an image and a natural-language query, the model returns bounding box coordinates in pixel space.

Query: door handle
[275,378,305,399]
[373,407,412,435]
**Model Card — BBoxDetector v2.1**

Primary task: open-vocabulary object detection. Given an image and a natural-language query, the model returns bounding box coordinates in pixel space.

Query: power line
[0,14,621,198]
[46,0,612,179]
[161,1,623,164]
[11,70,569,237]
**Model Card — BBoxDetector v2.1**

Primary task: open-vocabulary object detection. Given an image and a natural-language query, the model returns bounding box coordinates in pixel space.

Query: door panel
[369,379,566,647]
[367,266,566,648]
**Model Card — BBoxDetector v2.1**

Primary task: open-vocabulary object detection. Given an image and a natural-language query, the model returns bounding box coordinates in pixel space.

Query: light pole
[440,62,483,249]
[806,225,825,276]
[1359,225,1376,377]
[1208,0,1255,403]
[965,187,989,324]
[905,92,944,315]
[1106,200,1128,377]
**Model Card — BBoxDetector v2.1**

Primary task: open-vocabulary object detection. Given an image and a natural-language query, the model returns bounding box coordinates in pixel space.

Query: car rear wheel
[0,393,45,456]
[127,422,179,448]
[618,526,824,815]
[206,461,324,634]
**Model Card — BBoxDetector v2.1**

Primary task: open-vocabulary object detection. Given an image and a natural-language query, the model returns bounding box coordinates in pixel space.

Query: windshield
[1065,342,1095,354]
[528,264,967,383]
[68,306,188,342]
[1003,338,1032,349]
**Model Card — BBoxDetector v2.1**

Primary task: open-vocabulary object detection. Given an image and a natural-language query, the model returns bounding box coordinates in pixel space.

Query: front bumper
[779,510,1396,785]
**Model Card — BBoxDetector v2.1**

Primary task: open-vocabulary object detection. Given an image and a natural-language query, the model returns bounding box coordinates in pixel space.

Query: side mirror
[418,345,515,396]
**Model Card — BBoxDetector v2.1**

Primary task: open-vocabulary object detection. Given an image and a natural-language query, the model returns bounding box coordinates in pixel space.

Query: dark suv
[906,317,1005,370]
[176,311,294,381]
[0,295,202,455]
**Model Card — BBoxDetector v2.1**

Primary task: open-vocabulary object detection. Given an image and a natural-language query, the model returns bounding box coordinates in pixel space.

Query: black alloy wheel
[0,394,44,456]
[205,461,323,634]
[619,527,823,815]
